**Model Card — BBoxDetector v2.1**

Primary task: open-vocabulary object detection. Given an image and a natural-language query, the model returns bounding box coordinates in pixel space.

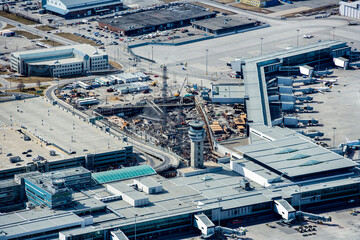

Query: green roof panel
[92,165,156,184]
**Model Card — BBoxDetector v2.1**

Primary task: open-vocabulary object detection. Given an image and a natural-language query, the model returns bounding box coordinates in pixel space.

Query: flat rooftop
[98,4,216,31]
[12,44,107,59]
[0,209,84,239]
[211,83,245,99]
[0,98,129,170]
[192,15,255,31]
[234,136,357,178]
[29,57,83,66]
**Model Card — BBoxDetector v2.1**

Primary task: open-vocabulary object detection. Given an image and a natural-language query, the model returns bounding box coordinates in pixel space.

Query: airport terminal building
[1,41,360,240]
[41,0,123,19]
[10,44,109,77]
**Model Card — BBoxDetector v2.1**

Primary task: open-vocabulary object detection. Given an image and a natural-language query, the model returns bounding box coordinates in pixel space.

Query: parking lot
[243,206,360,240]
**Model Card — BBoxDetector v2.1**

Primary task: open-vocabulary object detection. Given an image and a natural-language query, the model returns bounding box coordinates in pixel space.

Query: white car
[303,34,313,39]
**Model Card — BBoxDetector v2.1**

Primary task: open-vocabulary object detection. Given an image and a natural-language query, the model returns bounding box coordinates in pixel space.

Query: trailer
[77,81,90,90]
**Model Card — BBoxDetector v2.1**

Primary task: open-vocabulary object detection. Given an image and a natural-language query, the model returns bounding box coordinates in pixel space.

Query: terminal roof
[0,98,130,167]
[234,136,357,178]
[0,209,84,239]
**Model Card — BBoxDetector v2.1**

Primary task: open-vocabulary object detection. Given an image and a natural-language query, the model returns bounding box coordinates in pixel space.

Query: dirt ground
[216,0,236,4]
[6,85,49,96]
[55,32,100,46]
[232,3,274,14]
[35,25,57,32]
[109,61,123,70]
[40,39,64,47]
[14,30,41,40]
[0,12,37,25]
[192,2,236,15]
[2,23,15,29]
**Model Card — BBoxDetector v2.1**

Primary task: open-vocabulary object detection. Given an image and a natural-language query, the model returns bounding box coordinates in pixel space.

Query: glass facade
[302,183,360,201]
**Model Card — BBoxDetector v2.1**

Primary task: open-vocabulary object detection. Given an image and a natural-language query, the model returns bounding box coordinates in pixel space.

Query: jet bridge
[273,199,332,223]
[194,213,215,238]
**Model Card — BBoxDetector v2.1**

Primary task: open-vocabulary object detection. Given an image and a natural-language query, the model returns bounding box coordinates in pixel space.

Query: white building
[115,82,149,94]
[42,0,123,19]
[340,1,360,19]
[10,44,109,77]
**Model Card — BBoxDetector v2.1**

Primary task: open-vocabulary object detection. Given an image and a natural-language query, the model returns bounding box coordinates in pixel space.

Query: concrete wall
[230,160,271,187]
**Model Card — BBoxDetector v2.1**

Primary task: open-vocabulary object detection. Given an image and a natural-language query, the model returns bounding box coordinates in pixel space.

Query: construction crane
[174,75,188,97]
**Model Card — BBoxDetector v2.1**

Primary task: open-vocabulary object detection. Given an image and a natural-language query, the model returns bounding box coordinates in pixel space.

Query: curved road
[45,82,179,172]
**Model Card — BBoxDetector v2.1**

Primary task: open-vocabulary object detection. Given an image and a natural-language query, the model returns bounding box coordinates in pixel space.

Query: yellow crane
[174,76,188,97]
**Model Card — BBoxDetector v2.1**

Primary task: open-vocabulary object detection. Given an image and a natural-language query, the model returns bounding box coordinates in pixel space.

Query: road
[45,80,178,172]
[0,16,76,45]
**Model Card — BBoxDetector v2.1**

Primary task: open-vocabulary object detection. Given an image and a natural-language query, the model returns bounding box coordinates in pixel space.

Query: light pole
[151,46,153,61]
[332,27,336,40]
[134,214,138,240]
[332,127,336,147]
[296,29,300,47]
[298,184,302,223]
[260,38,263,55]
[205,49,208,75]
[217,198,222,236]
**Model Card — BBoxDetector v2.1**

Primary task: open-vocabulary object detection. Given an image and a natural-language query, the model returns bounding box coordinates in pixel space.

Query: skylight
[287,154,310,160]
[275,148,298,154]
[300,160,322,166]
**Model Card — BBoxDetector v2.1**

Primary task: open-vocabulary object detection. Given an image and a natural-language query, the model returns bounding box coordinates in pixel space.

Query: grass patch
[35,25,57,31]
[40,39,64,47]
[7,85,50,96]
[0,12,37,25]
[14,30,41,39]
[7,76,56,84]
[2,23,15,29]
[232,3,273,14]
[216,0,235,4]
[109,61,122,70]
[55,32,99,46]
[192,2,235,15]
[0,65,10,75]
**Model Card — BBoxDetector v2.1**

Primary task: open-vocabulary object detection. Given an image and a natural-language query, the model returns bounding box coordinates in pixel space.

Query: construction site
[58,68,248,171]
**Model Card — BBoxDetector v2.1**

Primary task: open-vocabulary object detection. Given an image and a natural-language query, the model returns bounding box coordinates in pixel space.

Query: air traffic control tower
[188,120,205,168]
